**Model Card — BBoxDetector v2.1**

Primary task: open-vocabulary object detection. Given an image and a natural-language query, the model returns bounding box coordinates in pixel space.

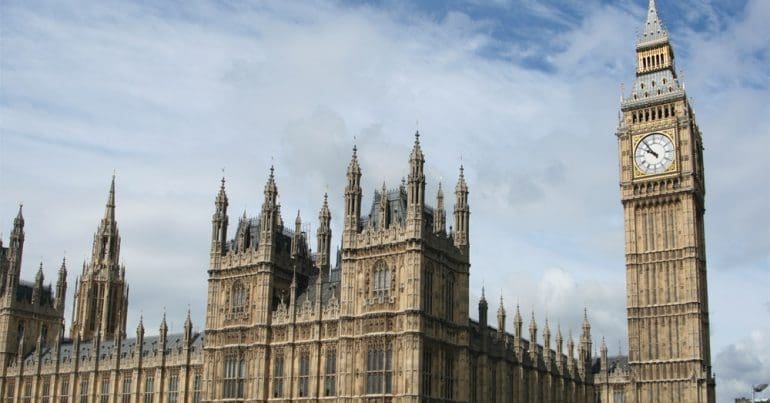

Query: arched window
[366,341,393,394]
[372,261,390,295]
[232,282,246,314]
[223,353,245,399]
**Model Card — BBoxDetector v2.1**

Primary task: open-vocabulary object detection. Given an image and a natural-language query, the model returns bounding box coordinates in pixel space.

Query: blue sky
[1,0,769,401]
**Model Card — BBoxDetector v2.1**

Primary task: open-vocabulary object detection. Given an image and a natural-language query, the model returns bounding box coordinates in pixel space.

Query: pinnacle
[103,175,116,223]
[637,0,668,47]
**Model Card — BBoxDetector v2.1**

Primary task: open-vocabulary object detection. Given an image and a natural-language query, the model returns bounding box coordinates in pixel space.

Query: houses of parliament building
[0,1,715,402]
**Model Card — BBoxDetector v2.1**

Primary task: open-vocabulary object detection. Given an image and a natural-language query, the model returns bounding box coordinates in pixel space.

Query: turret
[91,175,120,266]
[514,304,523,357]
[543,317,552,365]
[580,309,592,363]
[528,311,538,360]
[600,337,608,372]
[183,309,193,348]
[55,258,67,312]
[292,211,302,257]
[135,316,145,356]
[496,295,506,340]
[211,177,229,256]
[567,330,575,373]
[237,212,250,252]
[378,182,389,229]
[260,166,279,247]
[5,205,25,297]
[344,145,362,233]
[556,324,564,371]
[453,165,469,249]
[316,193,332,272]
[433,183,446,235]
[406,131,425,233]
[31,263,43,305]
[71,177,128,342]
[478,288,488,350]
[159,312,168,347]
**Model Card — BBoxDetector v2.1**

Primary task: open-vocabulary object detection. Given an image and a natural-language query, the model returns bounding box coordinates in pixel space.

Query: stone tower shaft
[616,1,715,401]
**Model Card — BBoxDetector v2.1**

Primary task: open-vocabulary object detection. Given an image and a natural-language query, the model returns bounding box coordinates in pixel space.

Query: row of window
[5,372,201,403]
[640,52,667,71]
[632,104,675,124]
[273,349,340,398]
[421,349,455,400]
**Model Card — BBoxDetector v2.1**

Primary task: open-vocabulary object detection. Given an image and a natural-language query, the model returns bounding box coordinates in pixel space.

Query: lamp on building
[754,383,768,402]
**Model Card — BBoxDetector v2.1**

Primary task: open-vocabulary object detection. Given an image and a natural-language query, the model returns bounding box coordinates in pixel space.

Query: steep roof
[637,0,669,48]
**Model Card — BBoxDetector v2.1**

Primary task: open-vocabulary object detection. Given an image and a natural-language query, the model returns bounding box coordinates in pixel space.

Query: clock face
[634,133,675,175]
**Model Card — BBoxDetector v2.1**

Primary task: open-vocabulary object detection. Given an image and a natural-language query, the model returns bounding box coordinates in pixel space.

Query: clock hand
[643,141,659,158]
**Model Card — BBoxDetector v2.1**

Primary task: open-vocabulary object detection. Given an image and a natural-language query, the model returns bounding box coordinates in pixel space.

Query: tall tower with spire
[70,175,129,342]
[0,206,67,365]
[617,1,715,401]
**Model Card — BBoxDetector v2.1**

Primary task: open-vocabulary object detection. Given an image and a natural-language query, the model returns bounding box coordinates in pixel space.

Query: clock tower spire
[616,1,715,402]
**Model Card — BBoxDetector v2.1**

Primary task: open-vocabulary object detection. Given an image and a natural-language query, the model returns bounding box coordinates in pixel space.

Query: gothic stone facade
[0,2,717,402]
[0,135,593,403]
[594,1,716,402]
[202,135,594,402]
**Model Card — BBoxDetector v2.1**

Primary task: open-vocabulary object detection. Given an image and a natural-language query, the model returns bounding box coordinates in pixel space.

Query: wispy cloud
[1,1,768,401]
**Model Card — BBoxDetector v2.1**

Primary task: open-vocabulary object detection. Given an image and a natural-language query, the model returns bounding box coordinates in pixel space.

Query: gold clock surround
[631,129,678,179]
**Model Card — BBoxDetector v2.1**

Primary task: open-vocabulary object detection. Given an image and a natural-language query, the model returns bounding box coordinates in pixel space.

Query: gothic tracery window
[372,261,391,296]
[298,352,310,397]
[273,353,285,398]
[325,349,337,396]
[366,341,393,395]
[231,282,247,316]
[223,353,245,399]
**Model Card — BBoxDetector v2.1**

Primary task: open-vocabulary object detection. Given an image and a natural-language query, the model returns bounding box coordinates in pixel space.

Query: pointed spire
[316,193,332,271]
[136,315,144,337]
[456,165,467,192]
[14,204,24,227]
[35,262,44,284]
[264,165,278,205]
[216,176,228,207]
[637,0,669,48]
[345,143,363,234]
[407,130,425,223]
[184,308,192,331]
[497,294,506,338]
[105,174,116,221]
[529,310,537,332]
[453,164,469,247]
[478,286,488,328]
[347,144,361,175]
[514,303,522,325]
[320,193,331,221]
[160,310,168,338]
[410,130,423,160]
[434,182,446,234]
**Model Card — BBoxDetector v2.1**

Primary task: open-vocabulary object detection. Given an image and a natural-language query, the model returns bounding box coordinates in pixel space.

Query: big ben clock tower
[617,1,716,402]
